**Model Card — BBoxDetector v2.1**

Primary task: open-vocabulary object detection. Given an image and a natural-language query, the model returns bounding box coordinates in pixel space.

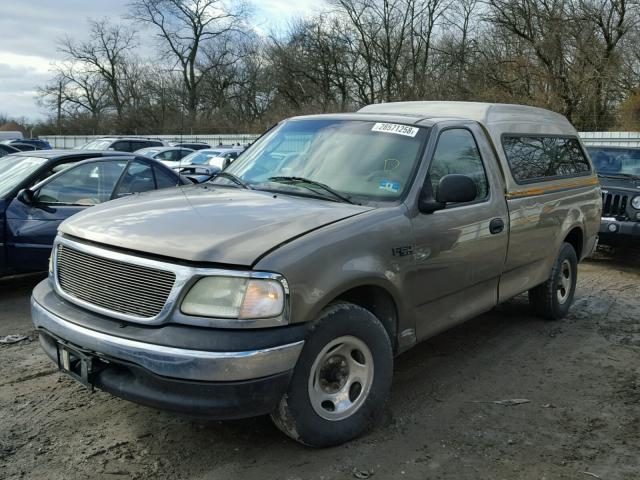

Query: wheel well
[334,285,399,352]
[564,227,584,259]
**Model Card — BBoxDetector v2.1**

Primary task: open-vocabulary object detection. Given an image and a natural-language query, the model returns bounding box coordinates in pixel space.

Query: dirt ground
[1,249,638,480]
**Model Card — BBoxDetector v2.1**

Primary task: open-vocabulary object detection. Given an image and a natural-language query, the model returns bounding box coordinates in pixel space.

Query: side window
[129,141,148,151]
[148,141,163,147]
[111,141,130,152]
[169,150,183,161]
[37,161,128,205]
[154,166,179,189]
[155,151,173,160]
[429,129,489,201]
[114,161,156,197]
[502,136,591,183]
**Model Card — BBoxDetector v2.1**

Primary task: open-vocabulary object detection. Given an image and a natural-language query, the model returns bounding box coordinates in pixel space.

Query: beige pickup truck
[31,102,602,447]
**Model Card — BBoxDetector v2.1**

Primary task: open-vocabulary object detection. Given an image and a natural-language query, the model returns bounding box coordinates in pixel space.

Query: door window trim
[426,126,492,210]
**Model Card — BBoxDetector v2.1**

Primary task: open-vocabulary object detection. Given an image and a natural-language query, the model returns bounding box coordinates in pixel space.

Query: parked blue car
[0,150,188,277]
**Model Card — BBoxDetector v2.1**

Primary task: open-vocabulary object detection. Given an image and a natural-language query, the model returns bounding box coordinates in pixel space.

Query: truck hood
[60,185,373,266]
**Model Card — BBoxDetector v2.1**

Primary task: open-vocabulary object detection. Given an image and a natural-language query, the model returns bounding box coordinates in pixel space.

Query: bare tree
[130,0,249,120]
[59,19,137,127]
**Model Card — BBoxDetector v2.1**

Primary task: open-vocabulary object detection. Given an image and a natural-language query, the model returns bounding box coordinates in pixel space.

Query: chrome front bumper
[31,297,304,382]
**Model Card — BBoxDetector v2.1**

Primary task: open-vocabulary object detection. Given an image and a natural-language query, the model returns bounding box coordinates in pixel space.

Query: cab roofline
[286,112,437,127]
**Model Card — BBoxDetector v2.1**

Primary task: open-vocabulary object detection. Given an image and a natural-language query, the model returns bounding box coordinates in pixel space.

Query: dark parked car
[134,146,194,165]
[0,151,188,277]
[586,145,640,247]
[7,142,37,151]
[0,144,20,157]
[78,137,168,152]
[172,142,210,150]
[4,138,52,150]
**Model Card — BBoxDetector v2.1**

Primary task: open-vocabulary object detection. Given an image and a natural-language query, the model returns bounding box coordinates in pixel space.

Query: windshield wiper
[268,176,355,204]
[212,172,252,189]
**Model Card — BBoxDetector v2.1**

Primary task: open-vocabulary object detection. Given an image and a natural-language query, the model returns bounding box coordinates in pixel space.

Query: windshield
[182,150,222,165]
[587,147,640,176]
[0,155,48,197]
[138,149,159,156]
[215,119,429,202]
[79,140,112,150]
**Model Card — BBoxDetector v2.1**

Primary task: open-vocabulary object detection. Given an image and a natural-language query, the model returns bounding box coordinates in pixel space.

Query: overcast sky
[0,0,321,122]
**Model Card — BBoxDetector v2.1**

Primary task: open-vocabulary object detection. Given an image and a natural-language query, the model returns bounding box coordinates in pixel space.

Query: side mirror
[17,188,35,204]
[418,174,477,214]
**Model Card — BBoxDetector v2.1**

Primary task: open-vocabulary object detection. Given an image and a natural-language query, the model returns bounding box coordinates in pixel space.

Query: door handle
[489,218,504,234]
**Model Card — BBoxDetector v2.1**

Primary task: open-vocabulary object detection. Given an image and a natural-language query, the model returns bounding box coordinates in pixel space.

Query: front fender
[254,206,413,333]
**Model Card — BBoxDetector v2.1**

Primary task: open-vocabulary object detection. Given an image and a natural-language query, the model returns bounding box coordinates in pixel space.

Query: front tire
[271,302,393,447]
[528,242,578,320]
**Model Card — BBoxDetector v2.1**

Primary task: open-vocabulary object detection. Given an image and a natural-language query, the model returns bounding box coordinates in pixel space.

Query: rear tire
[528,242,578,320]
[271,302,393,447]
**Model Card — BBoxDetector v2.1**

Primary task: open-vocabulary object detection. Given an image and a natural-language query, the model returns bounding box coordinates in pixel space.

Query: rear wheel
[528,242,578,320]
[271,302,393,447]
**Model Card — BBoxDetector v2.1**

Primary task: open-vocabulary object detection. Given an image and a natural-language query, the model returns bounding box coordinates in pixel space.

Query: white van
[0,131,23,141]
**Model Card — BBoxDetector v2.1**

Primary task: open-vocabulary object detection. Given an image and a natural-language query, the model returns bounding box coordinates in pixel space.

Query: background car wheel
[528,242,578,320]
[271,302,393,447]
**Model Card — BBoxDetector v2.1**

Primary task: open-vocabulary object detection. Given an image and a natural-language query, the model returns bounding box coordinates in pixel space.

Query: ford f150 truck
[31,102,602,447]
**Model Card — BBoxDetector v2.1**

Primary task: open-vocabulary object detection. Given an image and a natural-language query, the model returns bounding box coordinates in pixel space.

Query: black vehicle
[173,142,211,150]
[0,144,20,157]
[8,142,37,151]
[0,150,189,277]
[587,145,640,247]
[4,138,52,150]
[78,137,167,152]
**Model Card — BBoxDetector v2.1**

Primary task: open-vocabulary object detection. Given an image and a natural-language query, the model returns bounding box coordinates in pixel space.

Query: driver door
[5,160,129,272]
[407,126,509,340]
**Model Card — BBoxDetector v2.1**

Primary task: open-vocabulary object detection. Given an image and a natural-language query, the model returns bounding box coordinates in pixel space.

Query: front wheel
[528,242,578,320]
[271,302,393,447]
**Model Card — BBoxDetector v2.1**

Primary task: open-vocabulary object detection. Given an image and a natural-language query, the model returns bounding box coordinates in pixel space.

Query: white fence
[41,134,260,149]
[578,132,640,147]
[40,131,640,149]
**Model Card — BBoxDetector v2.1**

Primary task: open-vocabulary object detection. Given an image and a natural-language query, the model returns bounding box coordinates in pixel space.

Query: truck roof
[359,101,576,136]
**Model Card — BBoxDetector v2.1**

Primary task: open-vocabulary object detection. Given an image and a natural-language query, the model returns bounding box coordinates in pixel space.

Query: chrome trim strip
[32,297,303,382]
[52,236,290,328]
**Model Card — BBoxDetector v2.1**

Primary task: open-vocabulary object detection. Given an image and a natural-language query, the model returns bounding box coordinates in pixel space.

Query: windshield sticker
[383,158,400,170]
[379,180,401,193]
[372,123,419,137]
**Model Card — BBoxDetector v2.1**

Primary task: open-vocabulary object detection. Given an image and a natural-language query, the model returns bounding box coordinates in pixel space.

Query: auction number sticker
[371,123,419,137]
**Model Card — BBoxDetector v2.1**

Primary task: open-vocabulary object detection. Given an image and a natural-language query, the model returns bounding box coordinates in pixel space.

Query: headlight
[631,195,640,210]
[181,276,285,319]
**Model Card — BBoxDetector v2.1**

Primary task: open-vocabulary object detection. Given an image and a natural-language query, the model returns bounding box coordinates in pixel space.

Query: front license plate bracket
[56,342,98,390]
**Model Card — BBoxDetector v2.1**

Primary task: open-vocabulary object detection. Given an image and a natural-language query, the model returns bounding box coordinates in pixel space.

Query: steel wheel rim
[557,259,572,304]
[308,335,374,421]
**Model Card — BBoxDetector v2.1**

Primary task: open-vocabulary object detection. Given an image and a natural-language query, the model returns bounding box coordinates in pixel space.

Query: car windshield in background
[79,140,112,150]
[182,151,222,165]
[215,119,429,202]
[0,155,48,197]
[139,149,160,156]
[587,147,640,176]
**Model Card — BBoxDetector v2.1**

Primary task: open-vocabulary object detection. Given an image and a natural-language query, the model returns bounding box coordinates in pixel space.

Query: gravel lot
[1,249,639,480]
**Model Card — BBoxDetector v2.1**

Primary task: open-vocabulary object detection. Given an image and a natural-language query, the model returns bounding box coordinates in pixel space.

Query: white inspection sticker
[371,123,419,137]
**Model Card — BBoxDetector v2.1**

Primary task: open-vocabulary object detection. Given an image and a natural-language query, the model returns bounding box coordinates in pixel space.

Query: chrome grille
[56,244,176,318]
[602,192,628,217]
